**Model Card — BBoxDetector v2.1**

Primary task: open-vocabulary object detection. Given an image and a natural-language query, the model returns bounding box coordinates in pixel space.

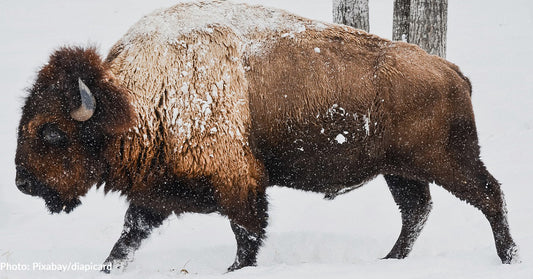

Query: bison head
[15,47,135,213]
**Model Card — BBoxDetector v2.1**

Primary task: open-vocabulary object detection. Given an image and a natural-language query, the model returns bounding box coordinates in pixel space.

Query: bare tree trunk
[409,0,448,57]
[392,0,411,42]
[333,0,369,32]
[392,0,448,58]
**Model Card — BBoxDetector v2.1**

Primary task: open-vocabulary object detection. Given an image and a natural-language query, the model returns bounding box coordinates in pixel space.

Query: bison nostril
[16,166,34,195]
[16,179,32,194]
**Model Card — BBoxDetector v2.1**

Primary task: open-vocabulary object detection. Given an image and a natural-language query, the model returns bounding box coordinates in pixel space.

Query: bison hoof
[383,249,409,260]
[501,245,521,264]
[101,259,129,274]
[226,261,255,272]
[382,253,407,260]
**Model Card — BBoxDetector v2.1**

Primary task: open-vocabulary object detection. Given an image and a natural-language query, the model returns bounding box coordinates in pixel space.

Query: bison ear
[72,71,135,135]
[93,72,136,135]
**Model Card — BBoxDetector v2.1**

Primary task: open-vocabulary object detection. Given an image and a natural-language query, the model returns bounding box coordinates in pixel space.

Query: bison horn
[71,78,96,121]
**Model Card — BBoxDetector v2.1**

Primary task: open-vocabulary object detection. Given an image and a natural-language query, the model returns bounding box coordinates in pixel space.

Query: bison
[15,0,518,272]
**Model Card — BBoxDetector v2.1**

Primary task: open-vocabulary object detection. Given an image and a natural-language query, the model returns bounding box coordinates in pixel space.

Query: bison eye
[39,124,68,147]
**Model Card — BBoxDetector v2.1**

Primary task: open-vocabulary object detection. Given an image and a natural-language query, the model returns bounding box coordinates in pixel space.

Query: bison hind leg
[383,175,432,259]
[435,163,519,264]
[433,118,520,263]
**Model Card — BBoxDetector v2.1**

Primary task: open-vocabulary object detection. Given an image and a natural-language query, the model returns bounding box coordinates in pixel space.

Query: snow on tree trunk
[392,0,448,58]
[333,0,369,32]
[392,0,411,42]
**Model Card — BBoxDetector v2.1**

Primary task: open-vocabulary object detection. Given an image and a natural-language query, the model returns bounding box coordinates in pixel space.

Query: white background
[0,0,532,278]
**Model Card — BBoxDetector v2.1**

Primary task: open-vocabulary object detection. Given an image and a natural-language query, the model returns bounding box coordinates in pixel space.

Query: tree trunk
[409,0,448,58]
[392,0,448,58]
[392,0,411,42]
[333,0,369,32]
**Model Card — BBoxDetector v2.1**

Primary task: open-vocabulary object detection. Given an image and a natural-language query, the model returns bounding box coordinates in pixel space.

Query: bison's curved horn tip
[71,78,96,121]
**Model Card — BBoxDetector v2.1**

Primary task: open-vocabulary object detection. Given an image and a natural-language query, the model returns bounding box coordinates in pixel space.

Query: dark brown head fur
[15,47,135,213]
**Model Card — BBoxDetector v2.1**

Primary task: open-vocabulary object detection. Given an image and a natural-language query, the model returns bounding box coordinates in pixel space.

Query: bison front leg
[102,203,170,273]
[383,175,432,259]
[225,190,268,272]
[212,170,268,273]
[228,219,263,271]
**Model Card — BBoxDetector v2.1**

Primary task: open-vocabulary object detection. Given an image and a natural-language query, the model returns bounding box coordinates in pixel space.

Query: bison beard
[16,167,81,214]
[15,0,519,273]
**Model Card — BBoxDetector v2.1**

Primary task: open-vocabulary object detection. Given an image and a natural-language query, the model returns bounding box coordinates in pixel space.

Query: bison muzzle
[15,0,519,273]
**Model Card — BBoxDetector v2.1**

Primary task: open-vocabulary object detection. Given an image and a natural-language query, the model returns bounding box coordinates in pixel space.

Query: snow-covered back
[120,0,328,47]
[1,0,532,279]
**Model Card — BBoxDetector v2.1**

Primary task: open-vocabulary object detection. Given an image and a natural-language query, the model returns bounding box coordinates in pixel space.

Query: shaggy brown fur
[16,47,135,203]
[16,0,518,272]
[105,25,265,227]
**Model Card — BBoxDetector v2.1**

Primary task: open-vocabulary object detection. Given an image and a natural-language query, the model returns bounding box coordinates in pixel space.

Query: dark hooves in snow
[226,261,256,273]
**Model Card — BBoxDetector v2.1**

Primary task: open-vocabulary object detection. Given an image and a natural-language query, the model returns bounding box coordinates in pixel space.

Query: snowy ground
[1,0,532,278]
